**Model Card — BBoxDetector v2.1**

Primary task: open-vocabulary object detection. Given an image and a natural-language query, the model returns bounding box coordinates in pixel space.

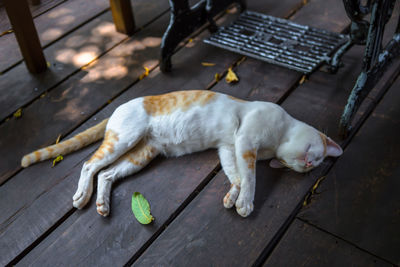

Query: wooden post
[31,0,41,6]
[109,0,135,35]
[4,0,47,73]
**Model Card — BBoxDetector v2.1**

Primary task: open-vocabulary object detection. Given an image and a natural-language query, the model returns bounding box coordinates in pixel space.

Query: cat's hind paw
[96,198,110,217]
[235,199,254,217]
[223,184,240,209]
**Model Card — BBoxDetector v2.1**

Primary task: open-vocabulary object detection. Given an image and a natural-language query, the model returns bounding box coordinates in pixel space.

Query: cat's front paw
[235,198,254,217]
[223,184,240,209]
[72,188,92,209]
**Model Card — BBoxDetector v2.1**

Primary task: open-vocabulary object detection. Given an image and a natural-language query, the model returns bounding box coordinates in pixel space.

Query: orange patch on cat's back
[143,90,216,116]
[88,130,119,162]
[242,149,256,170]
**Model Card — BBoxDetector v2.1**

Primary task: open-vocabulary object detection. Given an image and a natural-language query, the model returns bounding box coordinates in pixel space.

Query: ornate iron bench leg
[339,0,399,137]
[160,0,245,72]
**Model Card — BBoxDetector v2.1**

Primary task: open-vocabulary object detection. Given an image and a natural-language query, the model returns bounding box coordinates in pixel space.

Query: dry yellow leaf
[237,56,246,66]
[52,155,63,167]
[225,68,239,83]
[215,73,221,82]
[55,134,62,144]
[303,176,326,206]
[188,38,193,43]
[202,62,216,67]
[0,29,13,37]
[13,108,22,118]
[299,75,308,85]
[139,67,150,80]
[311,176,326,193]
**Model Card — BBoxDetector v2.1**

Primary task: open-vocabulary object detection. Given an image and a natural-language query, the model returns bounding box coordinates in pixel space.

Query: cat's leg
[234,137,257,217]
[218,145,241,209]
[73,127,146,209]
[96,140,158,216]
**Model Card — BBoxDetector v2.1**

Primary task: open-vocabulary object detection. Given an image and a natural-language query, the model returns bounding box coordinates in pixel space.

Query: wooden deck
[0,0,399,266]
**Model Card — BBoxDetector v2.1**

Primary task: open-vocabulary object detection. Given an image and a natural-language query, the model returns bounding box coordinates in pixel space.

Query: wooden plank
[0,11,170,225]
[31,0,41,6]
[17,151,219,267]
[132,3,400,266]
[0,0,66,33]
[0,0,109,73]
[133,47,399,266]
[298,76,400,265]
[264,219,391,267]
[0,0,171,183]
[6,0,307,265]
[0,7,249,265]
[110,0,135,35]
[4,0,47,73]
[0,0,168,123]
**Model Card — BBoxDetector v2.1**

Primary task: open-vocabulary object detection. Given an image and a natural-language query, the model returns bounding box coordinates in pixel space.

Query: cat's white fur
[22,90,342,217]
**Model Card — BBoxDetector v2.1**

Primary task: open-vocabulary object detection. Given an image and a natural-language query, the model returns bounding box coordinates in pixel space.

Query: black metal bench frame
[160,0,400,137]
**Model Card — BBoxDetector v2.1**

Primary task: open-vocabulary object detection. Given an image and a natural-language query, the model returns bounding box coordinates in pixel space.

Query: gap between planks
[296,217,397,266]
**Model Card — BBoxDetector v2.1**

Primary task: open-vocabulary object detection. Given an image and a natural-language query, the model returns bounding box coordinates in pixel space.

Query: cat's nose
[305,161,313,168]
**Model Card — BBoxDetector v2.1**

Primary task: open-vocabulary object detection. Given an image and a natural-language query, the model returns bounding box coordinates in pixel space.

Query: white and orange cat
[21,90,342,217]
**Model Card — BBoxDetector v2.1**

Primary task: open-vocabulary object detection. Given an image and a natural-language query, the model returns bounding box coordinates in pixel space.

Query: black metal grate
[204,11,349,73]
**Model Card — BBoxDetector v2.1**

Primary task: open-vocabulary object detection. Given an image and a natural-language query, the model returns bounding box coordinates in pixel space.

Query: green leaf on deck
[131,192,154,224]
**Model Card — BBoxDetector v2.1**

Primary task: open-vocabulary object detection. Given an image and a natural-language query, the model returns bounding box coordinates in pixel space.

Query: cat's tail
[21,118,109,168]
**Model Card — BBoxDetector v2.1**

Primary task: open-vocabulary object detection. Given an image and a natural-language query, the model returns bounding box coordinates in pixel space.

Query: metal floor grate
[204,10,349,73]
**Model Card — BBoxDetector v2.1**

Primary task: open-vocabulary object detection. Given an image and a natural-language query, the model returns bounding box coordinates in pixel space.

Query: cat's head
[270,123,342,173]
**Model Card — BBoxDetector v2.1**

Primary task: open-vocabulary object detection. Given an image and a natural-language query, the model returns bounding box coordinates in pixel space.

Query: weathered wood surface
[1,0,399,265]
[298,76,400,265]
[0,0,108,73]
[133,3,400,267]
[6,0,308,266]
[0,14,169,266]
[0,6,248,266]
[264,219,391,267]
[0,0,65,33]
[17,0,356,265]
[0,0,170,184]
[0,0,170,123]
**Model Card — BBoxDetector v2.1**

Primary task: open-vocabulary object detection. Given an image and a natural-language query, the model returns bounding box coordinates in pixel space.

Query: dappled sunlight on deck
[0,0,399,266]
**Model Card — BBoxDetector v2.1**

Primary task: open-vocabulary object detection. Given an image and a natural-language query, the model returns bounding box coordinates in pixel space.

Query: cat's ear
[326,137,343,157]
[269,159,285,168]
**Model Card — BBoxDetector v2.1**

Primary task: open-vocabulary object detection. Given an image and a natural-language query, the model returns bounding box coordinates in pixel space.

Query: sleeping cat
[21,90,342,217]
